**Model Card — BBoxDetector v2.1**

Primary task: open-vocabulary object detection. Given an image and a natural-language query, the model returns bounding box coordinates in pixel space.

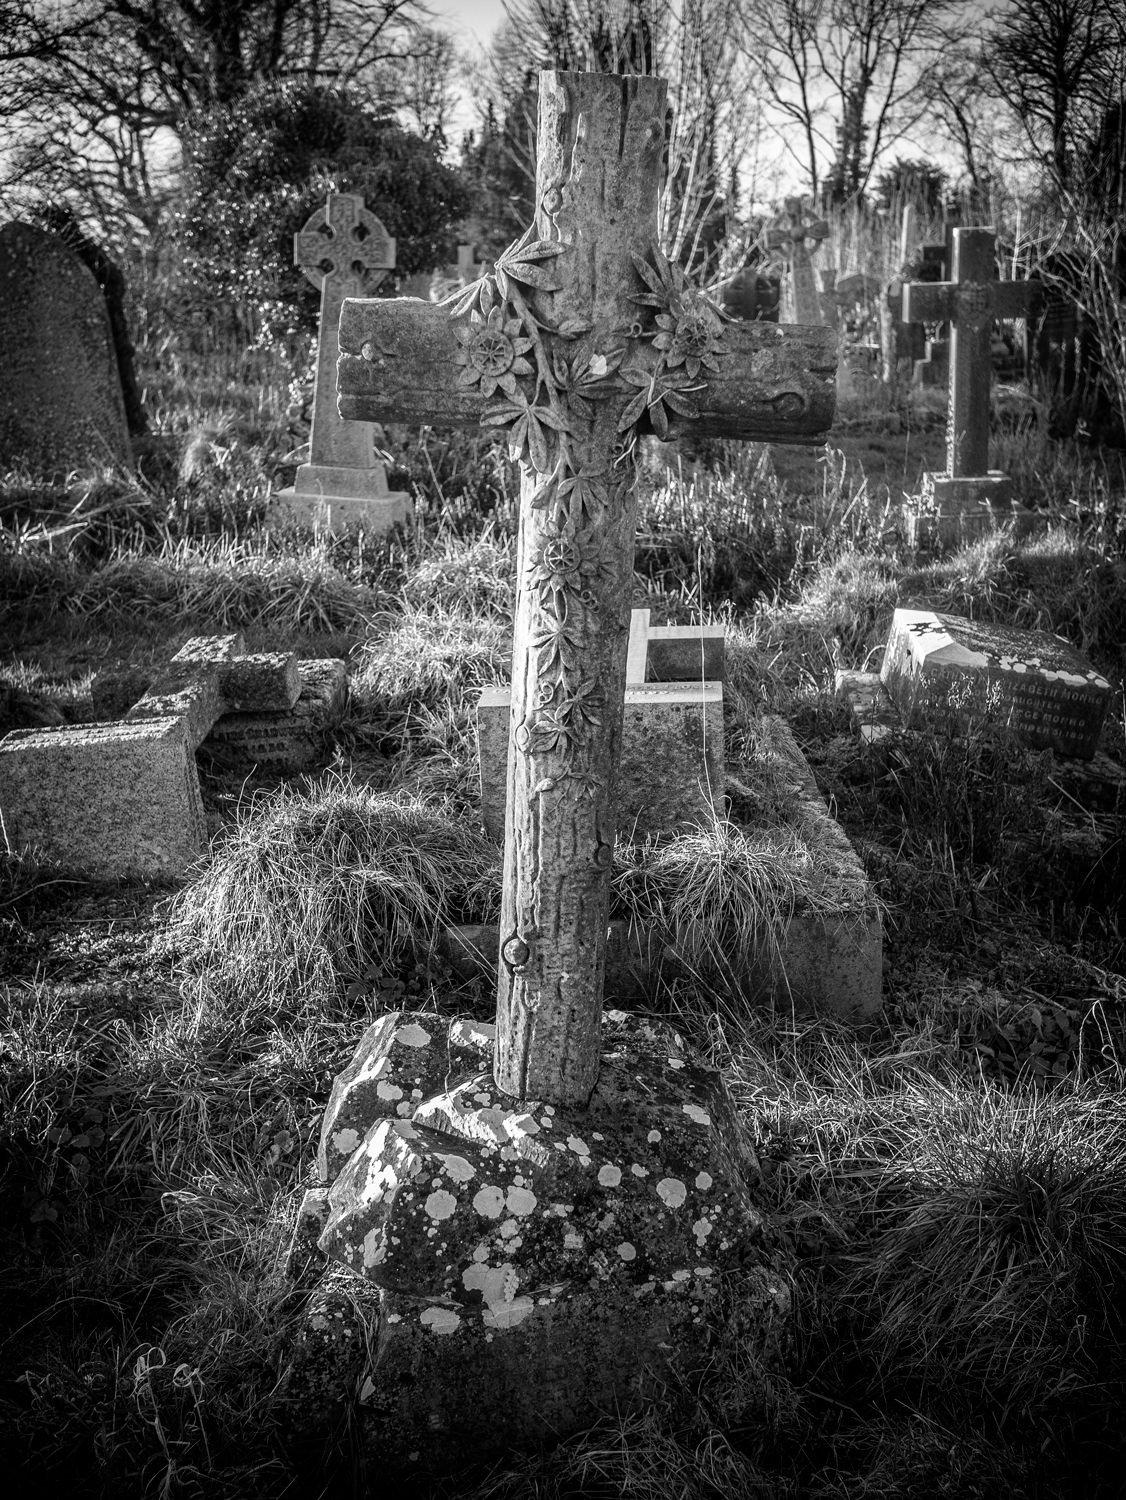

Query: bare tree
[737,0,963,201]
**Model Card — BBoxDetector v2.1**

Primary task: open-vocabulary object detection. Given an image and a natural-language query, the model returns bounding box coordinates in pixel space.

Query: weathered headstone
[881,608,1111,758]
[293,69,837,1471]
[477,609,725,841]
[0,635,304,877]
[0,221,132,476]
[902,228,1041,546]
[766,197,831,325]
[272,193,409,532]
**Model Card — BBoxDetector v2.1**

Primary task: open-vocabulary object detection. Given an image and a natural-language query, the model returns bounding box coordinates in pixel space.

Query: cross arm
[338,296,838,445]
[902,281,955,323]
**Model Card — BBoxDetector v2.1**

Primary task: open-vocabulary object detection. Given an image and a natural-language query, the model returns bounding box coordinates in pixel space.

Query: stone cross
[766,197,831,325]
[337,70,837,1108]
[276,192,408,530]
[903,228,1040,477]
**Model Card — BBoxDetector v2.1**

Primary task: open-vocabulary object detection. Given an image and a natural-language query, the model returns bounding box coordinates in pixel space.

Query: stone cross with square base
[275,192,409,531]
[766,197,831,325]
[903,228,1040,478]
[337,71,836,1108]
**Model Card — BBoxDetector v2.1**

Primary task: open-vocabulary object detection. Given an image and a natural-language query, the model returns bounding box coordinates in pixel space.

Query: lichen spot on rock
[449,1020,496,1046]
[332,1127,360,1156]
[419,1306,461,1336]
[484,1296,534,1330]
[362,1227,384,1269]
[425,1189,458,1221]
[598,1164,622,1188]
[394,1023,431,1048]
[667,1057,685,1070]
[498,1219,520,1239]
[692,1216,713,1247]
[695,1171,713,1190]
[509,1113,541,1138]
[566,1136,590,1159]
[631,1163,649,1178]
[682,1103,711,1127]
[506,1185,537,1216]
[436,1152,475,1183]
[647,1129,662,1144]
[617,1242,637,1261]
[376,1080,403,1101]
[657,1177,688,1209]
[472,1184,505,1219]
[564,1229,583,1250]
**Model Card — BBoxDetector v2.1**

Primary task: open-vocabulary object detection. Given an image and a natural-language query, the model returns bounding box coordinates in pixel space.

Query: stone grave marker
[477,608,725,841]
[290,69,838,1471]
[902,228,1041,546]
[0,221,132,476]
[766,197,831,325]
[0,635,306,878]
[881,608,1111,758]
[272,193,409,533]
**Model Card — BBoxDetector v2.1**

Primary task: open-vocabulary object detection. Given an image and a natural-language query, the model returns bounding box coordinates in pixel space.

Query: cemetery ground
[1,344,1126,1500]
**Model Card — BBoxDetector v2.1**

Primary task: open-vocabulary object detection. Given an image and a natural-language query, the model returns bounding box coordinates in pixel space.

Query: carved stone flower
[455,304,534,398]
[526,527,600,597]
[653,293,725,378]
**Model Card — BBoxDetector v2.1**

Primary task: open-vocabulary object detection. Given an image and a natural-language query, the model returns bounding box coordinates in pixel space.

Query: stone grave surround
[901,228,1041,549]
[0,221,132,477]
[287,67,839,1470]
[271,192,410,534]
[0,635,346,879]
[837,607,1113,762]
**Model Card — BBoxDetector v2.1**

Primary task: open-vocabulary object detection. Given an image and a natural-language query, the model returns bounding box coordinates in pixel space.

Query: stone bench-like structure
[0,634,306,878]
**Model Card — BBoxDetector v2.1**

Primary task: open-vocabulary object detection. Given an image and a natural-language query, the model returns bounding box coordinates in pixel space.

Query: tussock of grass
[352,605,510,713]
[399,528,516,618]
[168,777,499,1008]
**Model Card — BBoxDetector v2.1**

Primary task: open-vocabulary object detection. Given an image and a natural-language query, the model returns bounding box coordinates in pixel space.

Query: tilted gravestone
[272,193,410,533]
[766,197,831,326]
[0,635,307,878]
[0,222,132,476]
[881,608,1111,759]
[287,70,837,1473]
[902,228,1041,546]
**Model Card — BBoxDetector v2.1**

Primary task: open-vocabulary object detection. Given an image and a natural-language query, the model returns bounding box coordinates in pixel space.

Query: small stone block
[204,659,347,774]
[0,717,205,877]
[881,608,1111,759]
[218,652,301,712]
[477,683,724,842]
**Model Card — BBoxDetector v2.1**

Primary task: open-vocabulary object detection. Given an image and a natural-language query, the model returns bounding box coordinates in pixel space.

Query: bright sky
[430,0,509,48]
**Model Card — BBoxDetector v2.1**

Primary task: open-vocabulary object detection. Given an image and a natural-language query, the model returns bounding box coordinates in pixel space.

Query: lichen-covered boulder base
[285,1009,793,1473]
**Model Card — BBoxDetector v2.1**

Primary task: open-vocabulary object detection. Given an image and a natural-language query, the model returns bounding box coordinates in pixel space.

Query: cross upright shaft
[337,70,837,1109]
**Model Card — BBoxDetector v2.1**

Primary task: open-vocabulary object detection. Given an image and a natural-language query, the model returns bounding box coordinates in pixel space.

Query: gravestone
[0,635,304,877]
[881,608,1111,758]
[272,193,409,533]
[477,609,725,841]
[0,221,132,476]
[766,197,831,325]
[902,228,1041,546]
[293,69,837,1473]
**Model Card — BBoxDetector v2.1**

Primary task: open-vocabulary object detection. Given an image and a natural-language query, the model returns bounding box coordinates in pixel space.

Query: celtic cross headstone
[766,197,831,325]
[274,192,409,532]
[337,72,836,1107]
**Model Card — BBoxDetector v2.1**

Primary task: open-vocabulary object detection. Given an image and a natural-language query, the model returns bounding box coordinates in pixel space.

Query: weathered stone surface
[203,658,347,774]
[290,1008,790,1473]
[0,221,132,476]
[317,1012,497,1184]
[477,681,724,842]
[881,608,1111,758]
[627,609,726,683]
[0,717,205,876]
[125,635,301,748]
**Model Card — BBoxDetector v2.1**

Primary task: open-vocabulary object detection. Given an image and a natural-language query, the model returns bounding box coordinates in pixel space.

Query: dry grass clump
[399,527,516,618]
[350,604,510,720]
[169,777,499,1008]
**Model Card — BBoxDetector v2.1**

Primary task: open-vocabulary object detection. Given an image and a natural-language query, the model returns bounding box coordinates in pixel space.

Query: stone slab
[0,221,132,476]
[477,682,724,842]
[0,717,205,877]
[203,659,347,774]
[905,476,1038,551]
[881,608,1111,758]
[625,609,725,685]
[271,484,411,534]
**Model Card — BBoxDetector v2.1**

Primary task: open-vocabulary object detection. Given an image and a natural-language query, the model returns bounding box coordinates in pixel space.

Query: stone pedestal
[905,472,1037,550]
[284,1008,791,1477]
[273,462,410,533]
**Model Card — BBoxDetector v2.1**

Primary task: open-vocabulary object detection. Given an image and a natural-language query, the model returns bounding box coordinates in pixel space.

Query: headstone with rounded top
[272,193,410,533]
[0,221,132,477]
